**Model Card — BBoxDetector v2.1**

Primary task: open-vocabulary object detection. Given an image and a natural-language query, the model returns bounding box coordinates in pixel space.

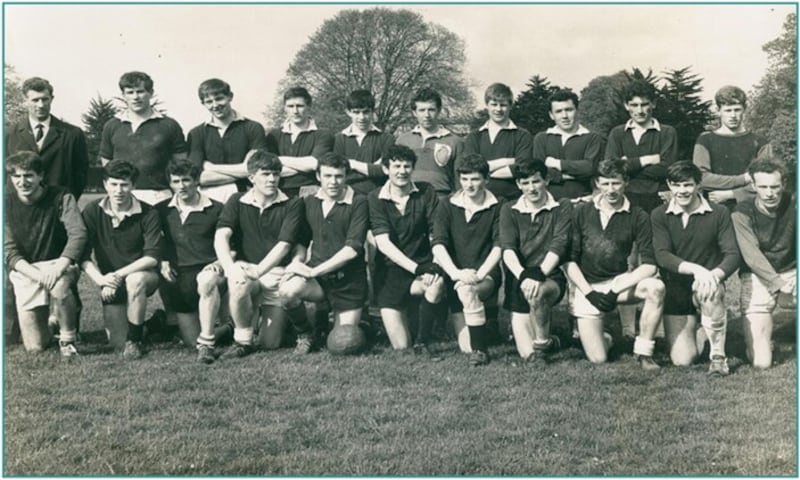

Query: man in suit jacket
[5,77,89,200]
[4,77,89,344]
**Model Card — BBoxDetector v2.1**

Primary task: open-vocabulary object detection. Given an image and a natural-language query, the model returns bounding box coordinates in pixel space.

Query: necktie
[35,124,44,142]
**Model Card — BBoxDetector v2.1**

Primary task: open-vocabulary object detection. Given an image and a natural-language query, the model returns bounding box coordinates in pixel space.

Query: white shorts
[570,275,637,320]
[132,189,172,206]
[741,270,796,315]
[9,260,79,311]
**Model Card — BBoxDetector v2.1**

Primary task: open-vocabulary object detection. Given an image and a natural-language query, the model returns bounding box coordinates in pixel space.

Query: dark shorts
[447,268,502,313]
[375,265,417,309]
[159,264,227,313]
[663,273,697,316]
[317,266,368,312]
[503,268,566,314]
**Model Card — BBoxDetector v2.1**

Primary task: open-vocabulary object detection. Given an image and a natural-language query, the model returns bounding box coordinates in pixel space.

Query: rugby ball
[326,324,366,355]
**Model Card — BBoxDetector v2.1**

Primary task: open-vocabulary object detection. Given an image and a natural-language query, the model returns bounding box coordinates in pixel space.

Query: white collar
[545,125,591,137]
[239,189,290,210]
[341,124,381,136]
[314,185,355,205]
[115,108,164,123]
[624,118,661,131]
[449,189,498,213]
[665,196,713,216]
[167,193,213,210]
[378,181,419,200]
[479,119,518,132]
[511,192,558,214]
[282,118,318,134]
[29,116,52,131]
[592,194,631,214]
[205,110,245,128]
[411,125,451,139]
[99,195,143,227]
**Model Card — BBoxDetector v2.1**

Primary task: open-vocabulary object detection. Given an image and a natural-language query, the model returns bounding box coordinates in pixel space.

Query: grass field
[3,269,797,476]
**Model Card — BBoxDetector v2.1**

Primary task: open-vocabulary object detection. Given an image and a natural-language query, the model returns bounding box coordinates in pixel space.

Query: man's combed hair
[245,149,282,174]
[103,160,139,183]
[166,158,202,181]
[284,86,312,106]
[548,89,579,110]
[346,89,375,110]
[511,158,548,180]
[6,150,44,175]
[382,144,417,168]
[666,161,702,184]
[197,78,232,101]
[119,71,154,92]
[623,79,657,103]
[714,85,747,108]
[21,77,54,96]
[484,83,513,104]
[748,157,788,182]
[596,158,629,181]
[456,153,490,178]
[317,152,350,173]
[410,87,442,110]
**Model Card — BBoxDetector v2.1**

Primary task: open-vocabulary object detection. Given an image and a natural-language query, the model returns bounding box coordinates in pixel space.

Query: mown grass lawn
[4,267,797,476]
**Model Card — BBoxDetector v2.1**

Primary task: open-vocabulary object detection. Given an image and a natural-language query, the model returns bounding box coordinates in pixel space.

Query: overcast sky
[4,3,793,130]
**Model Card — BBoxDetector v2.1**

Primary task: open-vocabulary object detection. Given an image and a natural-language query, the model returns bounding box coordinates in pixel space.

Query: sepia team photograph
[2,1,797,476]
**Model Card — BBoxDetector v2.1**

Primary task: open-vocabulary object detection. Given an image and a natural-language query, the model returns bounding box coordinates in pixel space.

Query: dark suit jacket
[5,116,89,199]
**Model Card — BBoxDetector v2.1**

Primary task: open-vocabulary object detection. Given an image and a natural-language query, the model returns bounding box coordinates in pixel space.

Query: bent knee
[196,271,222,297]
[125,273,151,297]
[50,277,74,300]
[641,278,665,302]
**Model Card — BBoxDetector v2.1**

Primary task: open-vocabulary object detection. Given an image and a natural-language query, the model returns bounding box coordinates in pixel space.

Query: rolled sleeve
[367,193,391,237]
[277,198,303,244]
[548,200,572,260]
[430,202,452,248]
[498,203,519,251]
[633,209,656,266]
[344,196,369,254]
[141,208,164,261]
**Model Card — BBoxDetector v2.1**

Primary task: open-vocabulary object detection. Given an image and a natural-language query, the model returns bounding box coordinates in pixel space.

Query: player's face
[549,100,578,133]
[249,169,280,198]
[595,175,627,207]
[385,159,414,189]
[9,168,44,200]
[718,103,745,131]
[284,97,310,126]
[413,101,440,130]
[201,93,233,120]
[459,171,488,199]
[169,174,200,203]
[24,90,52,121]
[516,172,548,206]
[317,165,347,200]
[346,108,374,132]
[486,98,511,124]
[625,96,654,126]
[667,178,701,209]
[752,171,784,210]
[103,177,135,208]
[122,83,153,114]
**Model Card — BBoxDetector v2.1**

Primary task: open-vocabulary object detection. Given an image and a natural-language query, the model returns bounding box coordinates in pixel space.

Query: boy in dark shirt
[565,159,665,368]
[81,160,163,359]
[431,153,503,365]
[155,159,230,363]
[279,152,369,339]
[499,159,572,363]
[651,161,741,376]
[368,145,445,354]
[5,151,86,355]
[732,158,795,369]
[214,150,304,358]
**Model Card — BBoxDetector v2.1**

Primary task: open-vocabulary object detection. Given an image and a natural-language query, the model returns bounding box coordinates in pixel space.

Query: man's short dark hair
[410,87,442,110]
[245,149,282,174]
[21,77,53,96]
[596,158,629,182]
[624,80,656,103]
[284,86,312,106]
[456,153,489,178]
[119,71,154,93]
[512,159,548,180]
[197,78,232,101]
[381,144,417,168]
[6,151,44,175]
[346,89,375,111]
[317,152,350,173]
[666,161,702,184]
[548,89,579,110]
[166,158,202,181]
[103,160,139,183]
[748,157,788,183]
[715,85,747,108]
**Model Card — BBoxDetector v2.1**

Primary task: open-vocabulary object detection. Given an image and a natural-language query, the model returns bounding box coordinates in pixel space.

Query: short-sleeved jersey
[155,194,224,268]
[301,187,368,272]
[531,126,605,200]
[265,122,334,193]
[334,127,395,195]
[395,127,462,194]
[605,119,678,194]
[459,121,533,200]
[499,194,572,268]
[431,190,502,271]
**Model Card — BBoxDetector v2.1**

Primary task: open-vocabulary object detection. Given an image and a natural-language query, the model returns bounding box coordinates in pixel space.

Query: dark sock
[287,304,311,337]
[468,325,488,352]
[415,300,438,345]
[127,323,144,342]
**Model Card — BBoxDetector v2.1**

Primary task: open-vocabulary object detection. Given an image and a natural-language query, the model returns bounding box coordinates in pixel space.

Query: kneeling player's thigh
[577,316,609,363]
[537,277,565,305]
[380,308,411,349]
[160,267,203,314]
[18,306,51,352]
[126,270,160,297]
[103,304,129,350]
[663,314,698,366]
